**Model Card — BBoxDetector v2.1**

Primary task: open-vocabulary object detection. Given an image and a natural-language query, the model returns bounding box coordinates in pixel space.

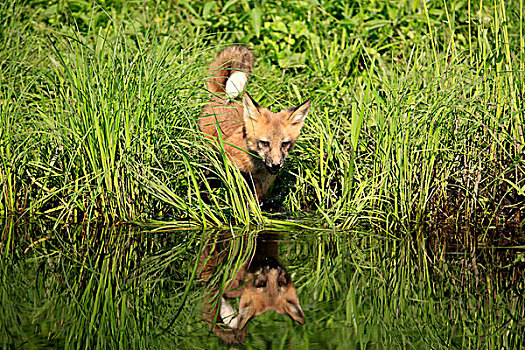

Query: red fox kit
[199,233,305,344]
[198,46,311,200]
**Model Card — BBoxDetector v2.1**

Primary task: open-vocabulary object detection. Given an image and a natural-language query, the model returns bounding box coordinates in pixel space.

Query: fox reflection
[199,233,305,344]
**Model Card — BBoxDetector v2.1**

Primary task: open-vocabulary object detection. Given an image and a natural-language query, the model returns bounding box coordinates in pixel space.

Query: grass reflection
[1,220,523,348]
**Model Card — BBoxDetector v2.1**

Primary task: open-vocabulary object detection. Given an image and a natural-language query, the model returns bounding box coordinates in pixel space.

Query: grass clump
[0,0,523,230]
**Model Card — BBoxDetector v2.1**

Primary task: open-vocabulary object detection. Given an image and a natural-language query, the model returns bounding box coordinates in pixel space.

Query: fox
[198,46,311,201]
[199,233,305,344]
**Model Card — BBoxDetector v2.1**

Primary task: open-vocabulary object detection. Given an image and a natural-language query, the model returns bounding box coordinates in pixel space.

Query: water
[1,220,524,349]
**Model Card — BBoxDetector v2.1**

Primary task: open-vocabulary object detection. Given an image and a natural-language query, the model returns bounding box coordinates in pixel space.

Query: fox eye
[255,279,266,288]
[278,280,286,287]
[281,141,291,149]
[258,140,270,149]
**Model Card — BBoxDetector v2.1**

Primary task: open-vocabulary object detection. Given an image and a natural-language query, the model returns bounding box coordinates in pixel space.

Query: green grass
[0,0,523,231]
[1,220,523,348]
[1,3,523,347]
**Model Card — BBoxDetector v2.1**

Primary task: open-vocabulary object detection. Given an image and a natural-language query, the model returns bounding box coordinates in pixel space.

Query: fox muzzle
[265,163,281,175]
[264,154,284,174]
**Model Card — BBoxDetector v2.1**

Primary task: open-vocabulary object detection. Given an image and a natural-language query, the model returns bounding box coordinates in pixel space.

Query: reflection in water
[199,232,305,344]
[1,220,523,348]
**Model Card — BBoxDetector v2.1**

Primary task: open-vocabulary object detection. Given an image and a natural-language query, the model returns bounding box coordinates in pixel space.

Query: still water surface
[1,221,523,349]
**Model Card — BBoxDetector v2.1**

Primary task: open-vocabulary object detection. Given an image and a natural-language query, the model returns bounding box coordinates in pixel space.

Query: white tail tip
[220,297,239,329]
[225,71,248,99]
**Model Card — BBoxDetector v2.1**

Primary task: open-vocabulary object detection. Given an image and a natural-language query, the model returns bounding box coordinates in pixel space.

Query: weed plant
[0,0,523,230]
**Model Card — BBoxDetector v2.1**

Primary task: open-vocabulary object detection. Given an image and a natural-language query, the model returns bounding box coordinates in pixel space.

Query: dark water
[1,220,524,349]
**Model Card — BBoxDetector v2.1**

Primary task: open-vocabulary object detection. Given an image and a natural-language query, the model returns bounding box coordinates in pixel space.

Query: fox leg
[257,174,277,200]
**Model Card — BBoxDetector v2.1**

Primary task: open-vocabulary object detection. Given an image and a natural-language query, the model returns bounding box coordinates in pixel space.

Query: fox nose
[266,163,281,175]
[263,256,280,270]
[266,164,281,175]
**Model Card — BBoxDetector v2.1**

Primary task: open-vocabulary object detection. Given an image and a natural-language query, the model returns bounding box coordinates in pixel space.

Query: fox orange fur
[198,46,311,200]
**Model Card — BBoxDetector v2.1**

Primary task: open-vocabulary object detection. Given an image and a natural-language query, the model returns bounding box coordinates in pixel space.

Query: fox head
[236,256,305,329]
[243,92,311,175]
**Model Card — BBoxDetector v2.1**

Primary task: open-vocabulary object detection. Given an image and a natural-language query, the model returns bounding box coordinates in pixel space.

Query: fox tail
[207,46,254,99]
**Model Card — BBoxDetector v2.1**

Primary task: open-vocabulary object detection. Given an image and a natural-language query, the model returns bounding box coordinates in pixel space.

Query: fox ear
[237,302,256,330]
[287,99,311,126]
[283,299,305,325]
[243,91,261,122]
